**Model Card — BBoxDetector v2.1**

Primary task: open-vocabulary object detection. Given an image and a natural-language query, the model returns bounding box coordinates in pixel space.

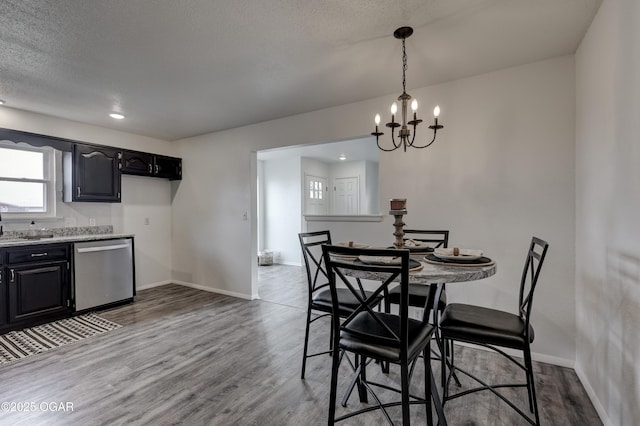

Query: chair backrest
[298,231,332,294]
[519,237,549,334]
[403,229,449,248]
[322,245,413,352]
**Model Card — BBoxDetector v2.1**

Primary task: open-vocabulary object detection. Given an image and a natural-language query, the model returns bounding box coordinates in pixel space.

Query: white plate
[358,255,401,265]
[335,242,369,249]
[433,248,483,261]
[403,239,428,248]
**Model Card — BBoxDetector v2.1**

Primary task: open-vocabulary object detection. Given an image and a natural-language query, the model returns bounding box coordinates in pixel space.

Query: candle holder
[390,208,407,249]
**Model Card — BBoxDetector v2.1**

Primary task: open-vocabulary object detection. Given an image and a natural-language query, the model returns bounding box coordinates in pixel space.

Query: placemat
[424,253,495,267]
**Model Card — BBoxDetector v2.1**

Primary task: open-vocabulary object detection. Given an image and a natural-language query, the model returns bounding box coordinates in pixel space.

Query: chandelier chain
[402,37,407,94]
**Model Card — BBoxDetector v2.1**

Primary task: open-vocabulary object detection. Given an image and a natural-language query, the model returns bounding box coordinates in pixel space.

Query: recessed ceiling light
[339,154,346,161]
[109,113,125,120]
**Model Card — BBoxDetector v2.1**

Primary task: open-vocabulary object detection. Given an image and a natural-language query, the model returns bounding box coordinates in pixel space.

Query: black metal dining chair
[386,230,449,317]
[323,244,446,425]
[438,236,549,425]
[298,231,383,379]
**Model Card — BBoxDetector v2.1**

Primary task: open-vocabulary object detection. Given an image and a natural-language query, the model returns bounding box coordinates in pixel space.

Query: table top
[345,257,497,285]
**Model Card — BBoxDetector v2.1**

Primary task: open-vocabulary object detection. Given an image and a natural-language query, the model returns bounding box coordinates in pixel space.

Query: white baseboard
[136,280,173,291]
[172,280,253,300]
[575,365,613,426]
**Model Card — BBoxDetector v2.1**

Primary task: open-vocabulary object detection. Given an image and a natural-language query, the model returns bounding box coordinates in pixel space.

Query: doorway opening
[255,136,379,305]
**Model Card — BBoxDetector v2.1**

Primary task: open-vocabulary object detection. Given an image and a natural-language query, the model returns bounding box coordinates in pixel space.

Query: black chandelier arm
[407,123,419,148]
[373,131,400,152]
[390,127,405,151]
[409,126,440,149]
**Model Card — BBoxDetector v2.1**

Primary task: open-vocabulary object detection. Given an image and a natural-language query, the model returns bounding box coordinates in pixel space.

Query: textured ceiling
[0,0,601,141]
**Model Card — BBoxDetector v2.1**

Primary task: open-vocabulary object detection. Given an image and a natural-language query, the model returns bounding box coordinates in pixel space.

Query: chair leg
[329,314,334,355]
[449,340,462,387]
[523,346,540,425]
[430,363,448,426]
[441,337,448,391]
[424,346,434,426]
[401,356,411,425]
[358,355,368,403]
[301,307,312,379]
[328,331,341,425]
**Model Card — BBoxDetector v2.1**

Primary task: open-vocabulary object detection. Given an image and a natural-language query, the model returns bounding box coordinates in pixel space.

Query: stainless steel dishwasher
[74,238,134,311]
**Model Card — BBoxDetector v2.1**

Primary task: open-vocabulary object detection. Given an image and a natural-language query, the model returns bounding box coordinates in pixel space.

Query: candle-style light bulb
[375,114,381,125]
[390,103,397,123]
[433,105,441,117]
[411,99,418,121]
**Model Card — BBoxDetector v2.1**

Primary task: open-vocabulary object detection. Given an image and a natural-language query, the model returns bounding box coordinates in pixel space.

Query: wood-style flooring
[0,265,601,425]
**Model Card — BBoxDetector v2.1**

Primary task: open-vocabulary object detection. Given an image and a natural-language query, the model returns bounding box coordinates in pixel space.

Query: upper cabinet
[121,150,182,180]
[153,155,182,180]
[1,128,183,204]
[63,144,122,203]
[121,150,154,176]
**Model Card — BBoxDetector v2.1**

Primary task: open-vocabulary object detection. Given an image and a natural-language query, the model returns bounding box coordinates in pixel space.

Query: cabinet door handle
[148,164,153,173]
[77,186,81,197]
[31,252,48,257]
[155,164,159,174]
[10,269,14,283]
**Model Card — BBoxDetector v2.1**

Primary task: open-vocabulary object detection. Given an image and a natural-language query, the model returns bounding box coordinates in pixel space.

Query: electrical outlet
[64,217,77,228]
[242,211,248,221]
[144,217,150,226]
[89,218,96,226]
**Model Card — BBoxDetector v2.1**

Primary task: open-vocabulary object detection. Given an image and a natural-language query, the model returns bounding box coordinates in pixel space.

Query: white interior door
[334,176,359,214]
[304,175,328,214]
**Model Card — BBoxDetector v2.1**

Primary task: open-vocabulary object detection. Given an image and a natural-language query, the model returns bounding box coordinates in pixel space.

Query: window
[0,144,55,218]
[309,179,324,200]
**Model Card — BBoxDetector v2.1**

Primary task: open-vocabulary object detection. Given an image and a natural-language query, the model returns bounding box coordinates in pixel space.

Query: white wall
[575,0,640,424]
[173,55,577,363]
[0,108,176,289]
[365,160,379,215]
[263,156,302,265]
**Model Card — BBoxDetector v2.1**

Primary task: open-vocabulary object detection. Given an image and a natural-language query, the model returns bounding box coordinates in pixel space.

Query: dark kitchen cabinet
[121,150,154,176]
[64,143,122,202]
[153,155,182,180]
[0,250,6,327]
[121,150,182,180]
[8,261,69,323]
[4,244,71,328]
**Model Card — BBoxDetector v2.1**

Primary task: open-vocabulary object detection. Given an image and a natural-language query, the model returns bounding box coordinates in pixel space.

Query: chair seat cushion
[339,312,434,362]
[388,284,447,310]
[312,288,382,317]
[439,303,534,350]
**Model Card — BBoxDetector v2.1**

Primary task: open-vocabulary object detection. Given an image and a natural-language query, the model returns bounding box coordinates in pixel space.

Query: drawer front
[6,245,69,265]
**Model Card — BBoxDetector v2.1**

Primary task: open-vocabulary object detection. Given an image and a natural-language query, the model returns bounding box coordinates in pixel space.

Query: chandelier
[372,27,444,152]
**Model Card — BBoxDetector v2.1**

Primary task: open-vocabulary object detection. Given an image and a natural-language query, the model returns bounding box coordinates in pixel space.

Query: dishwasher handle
[76,243,130,254]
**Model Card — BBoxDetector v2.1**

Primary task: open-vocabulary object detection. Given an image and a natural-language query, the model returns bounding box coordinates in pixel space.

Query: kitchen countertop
[0,233,134,248]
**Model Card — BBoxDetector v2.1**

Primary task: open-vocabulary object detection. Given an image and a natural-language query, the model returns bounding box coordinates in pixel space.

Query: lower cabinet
[7,261,69,323]
[0,252,5,327]
[1,244,72,330]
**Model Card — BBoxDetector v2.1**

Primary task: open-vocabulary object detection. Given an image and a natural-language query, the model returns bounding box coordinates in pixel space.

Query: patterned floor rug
[0,313,121,367]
